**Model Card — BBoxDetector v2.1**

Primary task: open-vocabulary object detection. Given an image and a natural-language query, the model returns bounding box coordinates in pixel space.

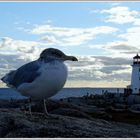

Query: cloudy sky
[0,2,140,88]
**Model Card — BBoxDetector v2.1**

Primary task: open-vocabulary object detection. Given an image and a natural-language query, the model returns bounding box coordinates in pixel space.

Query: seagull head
[39,48,78,62]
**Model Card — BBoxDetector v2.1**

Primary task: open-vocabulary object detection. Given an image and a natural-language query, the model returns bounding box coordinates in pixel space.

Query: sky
[0,2,140,88]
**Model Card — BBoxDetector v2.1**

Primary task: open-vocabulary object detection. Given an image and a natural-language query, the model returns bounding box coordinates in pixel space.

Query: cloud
[101,6,139,24]
[0,37,43,61]
[133,18,140,25]
[89,40,140,59]
[0,54,27,78]
[1,4,138,87]
[95,56,131,65]
[0,37,132,88]
[31,24,118,36]
[0,37,48,80]
[89,5,140,59]
[30,24,118,47]
[118,26,140,46]
[39,35,61,45]
[0,52,31,87]
[94,26,140,57]
[65,55,131,84]
[0,37,49,83]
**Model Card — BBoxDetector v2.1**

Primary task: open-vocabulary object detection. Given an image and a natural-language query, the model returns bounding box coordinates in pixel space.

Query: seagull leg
[29,97,32,117]
[43,99,59,119]
[43,99,49,116]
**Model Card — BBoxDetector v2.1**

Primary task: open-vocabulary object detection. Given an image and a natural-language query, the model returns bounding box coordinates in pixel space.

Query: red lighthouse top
[133,54,140,64]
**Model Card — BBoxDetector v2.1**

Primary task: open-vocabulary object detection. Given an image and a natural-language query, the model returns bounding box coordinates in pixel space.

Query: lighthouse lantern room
[130,54,140,94]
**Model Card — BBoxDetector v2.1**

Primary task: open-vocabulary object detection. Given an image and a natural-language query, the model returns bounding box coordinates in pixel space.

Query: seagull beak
[64,55,78,61]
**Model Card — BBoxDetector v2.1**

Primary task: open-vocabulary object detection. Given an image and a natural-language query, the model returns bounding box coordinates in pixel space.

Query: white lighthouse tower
[130,54,140,94]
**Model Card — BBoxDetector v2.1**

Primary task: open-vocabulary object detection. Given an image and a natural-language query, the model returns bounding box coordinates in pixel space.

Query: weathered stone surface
[1,96,140,138]
[0,108,140,138]
[50,107,93,119]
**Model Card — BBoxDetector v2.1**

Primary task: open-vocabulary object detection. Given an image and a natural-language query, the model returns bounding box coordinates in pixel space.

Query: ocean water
[0,87,124,100]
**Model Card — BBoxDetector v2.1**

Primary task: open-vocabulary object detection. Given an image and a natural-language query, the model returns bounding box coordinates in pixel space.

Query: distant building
[130,54,140,94]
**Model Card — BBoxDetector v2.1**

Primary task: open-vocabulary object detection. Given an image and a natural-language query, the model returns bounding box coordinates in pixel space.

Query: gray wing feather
[1,60,41,88]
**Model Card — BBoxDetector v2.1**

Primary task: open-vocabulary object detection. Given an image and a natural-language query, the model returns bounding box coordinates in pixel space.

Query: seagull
[1,48,78,116]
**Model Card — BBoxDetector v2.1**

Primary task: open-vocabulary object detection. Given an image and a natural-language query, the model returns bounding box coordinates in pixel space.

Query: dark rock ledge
[0,97,140,138]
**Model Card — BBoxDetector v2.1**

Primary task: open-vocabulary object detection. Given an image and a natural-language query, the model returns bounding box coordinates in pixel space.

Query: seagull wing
[1,61,41,88]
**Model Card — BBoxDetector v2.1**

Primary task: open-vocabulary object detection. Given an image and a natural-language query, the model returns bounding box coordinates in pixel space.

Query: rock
[114,103,128,109]
[1,95,140,138]
[0,99,28,108]
[30,99,84,113]
[50,107,93,120]
[127,95,140,105]
[129,104,140,113]
[0,108,140,138]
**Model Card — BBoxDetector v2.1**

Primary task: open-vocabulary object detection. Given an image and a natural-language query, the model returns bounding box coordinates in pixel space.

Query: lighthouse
[130,54,140,94]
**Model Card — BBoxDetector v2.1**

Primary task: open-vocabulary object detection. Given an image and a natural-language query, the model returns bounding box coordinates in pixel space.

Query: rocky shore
[1,93,140,138]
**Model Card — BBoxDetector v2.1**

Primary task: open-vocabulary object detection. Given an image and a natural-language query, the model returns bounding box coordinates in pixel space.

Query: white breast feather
[17,61,68,99]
